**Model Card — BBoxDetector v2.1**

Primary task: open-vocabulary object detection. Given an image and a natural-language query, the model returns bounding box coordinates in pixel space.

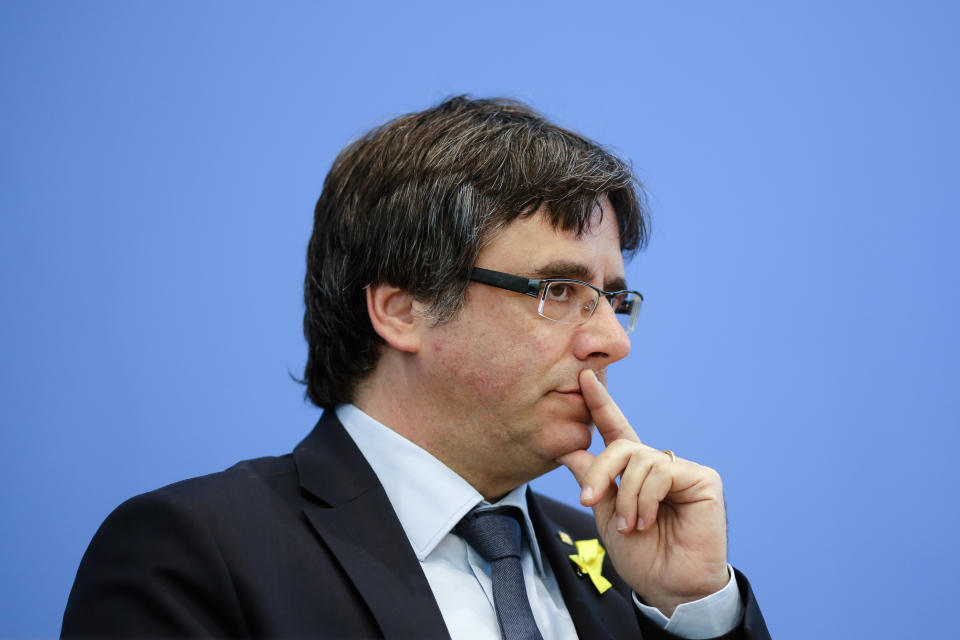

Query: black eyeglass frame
[467,266,643,333]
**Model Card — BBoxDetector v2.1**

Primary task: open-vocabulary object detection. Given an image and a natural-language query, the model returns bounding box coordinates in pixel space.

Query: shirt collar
[336,404,545,575]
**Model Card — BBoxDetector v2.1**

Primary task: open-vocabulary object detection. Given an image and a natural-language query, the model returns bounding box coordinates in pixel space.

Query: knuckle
[649,458,670,475]
[689,460,719,478]
[584,468,609,487]
[608,438,634,451]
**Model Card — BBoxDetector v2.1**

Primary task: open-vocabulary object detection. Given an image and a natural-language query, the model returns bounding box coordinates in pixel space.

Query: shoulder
[105,455,295,525]
[63,455,306,636]
[75,454,304,581]
[79,453,301,557]
[62,457,296,637]
[147,454,298,511]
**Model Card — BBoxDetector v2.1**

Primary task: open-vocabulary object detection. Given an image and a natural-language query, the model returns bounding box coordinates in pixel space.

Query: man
[63,97,769,639]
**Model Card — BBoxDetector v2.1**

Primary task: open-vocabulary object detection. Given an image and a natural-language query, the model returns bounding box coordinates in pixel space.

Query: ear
[366,284,423,354]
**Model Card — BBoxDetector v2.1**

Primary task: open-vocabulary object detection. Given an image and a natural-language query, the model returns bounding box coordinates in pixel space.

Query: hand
[556,369,729,616]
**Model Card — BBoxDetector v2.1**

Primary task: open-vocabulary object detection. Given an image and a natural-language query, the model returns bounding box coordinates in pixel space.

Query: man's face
[416,201,632,496]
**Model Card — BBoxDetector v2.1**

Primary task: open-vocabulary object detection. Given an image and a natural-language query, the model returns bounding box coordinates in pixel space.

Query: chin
[539,418,593,457]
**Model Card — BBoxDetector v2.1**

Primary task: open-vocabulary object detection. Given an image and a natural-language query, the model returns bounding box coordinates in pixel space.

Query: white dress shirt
[337,404,742,639]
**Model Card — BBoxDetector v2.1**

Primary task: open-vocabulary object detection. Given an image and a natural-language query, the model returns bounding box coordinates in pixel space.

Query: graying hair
[303,96,648,408]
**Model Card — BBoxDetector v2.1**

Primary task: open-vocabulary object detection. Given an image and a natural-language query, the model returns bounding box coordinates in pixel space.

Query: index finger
[579,369,640,446]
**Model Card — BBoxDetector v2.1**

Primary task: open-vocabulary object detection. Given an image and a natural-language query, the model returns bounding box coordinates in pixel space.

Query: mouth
[554,369,605,397]
[550,389,585,405]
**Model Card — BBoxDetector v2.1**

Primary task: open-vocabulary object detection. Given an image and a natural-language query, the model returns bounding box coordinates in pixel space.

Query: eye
[610,293,632,314]
[546,283,574,302]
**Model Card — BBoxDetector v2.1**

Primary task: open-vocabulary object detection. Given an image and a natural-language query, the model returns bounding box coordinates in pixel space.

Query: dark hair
[303,96,649,408]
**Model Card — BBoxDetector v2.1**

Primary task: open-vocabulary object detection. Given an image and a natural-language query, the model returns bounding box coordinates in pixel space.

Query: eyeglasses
[468,267,643,334]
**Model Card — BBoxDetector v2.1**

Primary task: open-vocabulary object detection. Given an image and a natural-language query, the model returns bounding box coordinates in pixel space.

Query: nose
[571,298,631,365]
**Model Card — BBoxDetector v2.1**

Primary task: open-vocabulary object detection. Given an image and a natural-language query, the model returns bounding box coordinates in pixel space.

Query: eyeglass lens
[539,282,638,333]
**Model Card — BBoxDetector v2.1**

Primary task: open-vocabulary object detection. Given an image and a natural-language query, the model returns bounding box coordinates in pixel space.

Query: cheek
[430,311,567,399]
[484,334,560,398]
[436,331,527,393]
[525,331,551,353]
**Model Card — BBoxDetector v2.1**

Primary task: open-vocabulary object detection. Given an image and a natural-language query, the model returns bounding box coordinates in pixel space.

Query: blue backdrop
[2,2,958,637]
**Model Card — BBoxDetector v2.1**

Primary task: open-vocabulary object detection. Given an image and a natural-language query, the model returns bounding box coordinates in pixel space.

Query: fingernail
[616,515,627,532]
[581,486,594,502]
[635,518,645,531]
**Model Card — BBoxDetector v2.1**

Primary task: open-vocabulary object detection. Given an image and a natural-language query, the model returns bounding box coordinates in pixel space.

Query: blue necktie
[454,508,545,640]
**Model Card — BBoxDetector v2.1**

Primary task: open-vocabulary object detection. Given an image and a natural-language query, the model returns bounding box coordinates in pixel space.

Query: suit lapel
[294,412,450,639]
[527,492,640,640]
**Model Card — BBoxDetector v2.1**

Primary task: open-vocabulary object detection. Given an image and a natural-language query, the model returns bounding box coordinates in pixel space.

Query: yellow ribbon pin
[568,538,612,594]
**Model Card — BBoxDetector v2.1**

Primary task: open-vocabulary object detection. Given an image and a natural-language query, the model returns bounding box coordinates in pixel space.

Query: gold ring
[662,450,677,463]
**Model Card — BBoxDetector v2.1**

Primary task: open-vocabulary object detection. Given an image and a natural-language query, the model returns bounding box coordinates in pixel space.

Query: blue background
[2,2,957,637]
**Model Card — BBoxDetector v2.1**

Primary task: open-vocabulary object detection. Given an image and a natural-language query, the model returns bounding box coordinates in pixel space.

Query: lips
[552,389,584,405]
[552,369,605,397]
[549,389,591,423]
[555,388,582,395]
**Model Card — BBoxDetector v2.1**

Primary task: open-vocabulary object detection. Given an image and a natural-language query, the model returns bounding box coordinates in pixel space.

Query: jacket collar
[293,411,450,639]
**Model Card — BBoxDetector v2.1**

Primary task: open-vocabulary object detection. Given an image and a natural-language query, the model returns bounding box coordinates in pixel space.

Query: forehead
[478,204,625,283]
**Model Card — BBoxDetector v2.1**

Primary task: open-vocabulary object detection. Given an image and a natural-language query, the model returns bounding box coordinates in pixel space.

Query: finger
[614,453,653,532]
[579,369,640,445]
[577,439,637,507]
[635,456,678,530]
[556,450,614,521]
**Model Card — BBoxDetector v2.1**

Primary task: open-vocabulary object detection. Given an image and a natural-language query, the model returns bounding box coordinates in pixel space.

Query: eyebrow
[527,260,628,292]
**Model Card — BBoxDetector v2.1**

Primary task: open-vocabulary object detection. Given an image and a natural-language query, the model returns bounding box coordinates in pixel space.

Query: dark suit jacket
[62,412,770,639]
